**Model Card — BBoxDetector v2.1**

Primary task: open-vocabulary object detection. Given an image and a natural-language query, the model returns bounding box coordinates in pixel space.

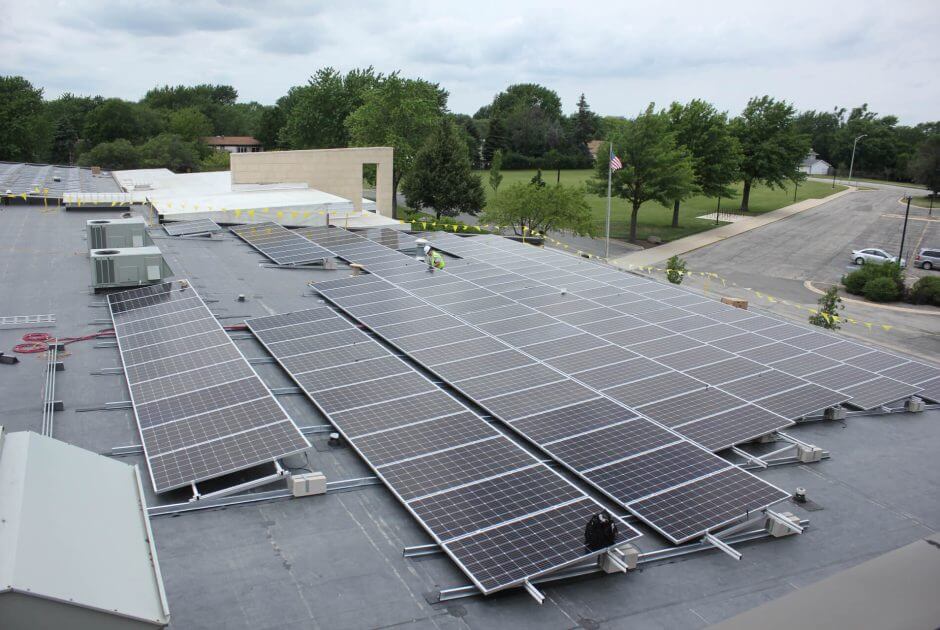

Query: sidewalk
[609,187,856,268]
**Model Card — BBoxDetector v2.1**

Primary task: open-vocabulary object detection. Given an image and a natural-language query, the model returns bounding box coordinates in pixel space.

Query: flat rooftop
[0,203,937,628]
[0,161,121,196]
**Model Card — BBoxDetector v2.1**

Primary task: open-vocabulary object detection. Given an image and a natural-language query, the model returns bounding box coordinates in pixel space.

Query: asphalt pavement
[672,188,939,359]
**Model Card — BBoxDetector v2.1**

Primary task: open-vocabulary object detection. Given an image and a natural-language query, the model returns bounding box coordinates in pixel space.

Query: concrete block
[797,444,823,463]
[824,405,847,420]
[767,511,802,537]
[905,397,925,412]
[290,471,327,497]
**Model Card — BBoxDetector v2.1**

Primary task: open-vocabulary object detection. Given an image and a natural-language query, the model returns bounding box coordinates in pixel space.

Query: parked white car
[850,248,906,268]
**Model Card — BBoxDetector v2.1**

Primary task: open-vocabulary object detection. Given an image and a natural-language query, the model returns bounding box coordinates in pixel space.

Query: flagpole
[605,142,613,259]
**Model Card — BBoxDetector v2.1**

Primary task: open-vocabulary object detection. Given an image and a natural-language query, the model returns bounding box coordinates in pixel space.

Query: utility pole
[898,195,912,264]
[847,134,867,186]
[605,143,613,259]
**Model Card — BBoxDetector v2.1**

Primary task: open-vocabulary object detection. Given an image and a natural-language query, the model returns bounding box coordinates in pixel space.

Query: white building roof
[0,430,169,626]
[109,169,398,228]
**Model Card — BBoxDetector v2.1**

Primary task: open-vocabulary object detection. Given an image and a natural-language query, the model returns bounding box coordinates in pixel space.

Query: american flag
[609,148,622,172]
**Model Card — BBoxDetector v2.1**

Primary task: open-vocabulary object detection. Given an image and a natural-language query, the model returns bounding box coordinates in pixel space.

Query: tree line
[1,71,938,239]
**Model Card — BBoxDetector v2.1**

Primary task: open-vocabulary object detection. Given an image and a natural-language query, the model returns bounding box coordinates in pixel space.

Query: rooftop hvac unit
[90,247,172,291]
[86,217,151,250]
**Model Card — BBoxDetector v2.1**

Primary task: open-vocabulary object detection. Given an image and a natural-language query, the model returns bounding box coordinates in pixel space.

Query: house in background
[799,150,833,175]
[202,136,262,154]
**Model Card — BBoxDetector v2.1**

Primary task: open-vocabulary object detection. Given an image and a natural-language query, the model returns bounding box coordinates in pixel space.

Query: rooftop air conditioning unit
[86,217,151,250]
[90,247,172,291]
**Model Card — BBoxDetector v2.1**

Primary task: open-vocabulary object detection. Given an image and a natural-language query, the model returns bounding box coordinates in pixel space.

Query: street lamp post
[847,134,867,186]
[899,195,912,264]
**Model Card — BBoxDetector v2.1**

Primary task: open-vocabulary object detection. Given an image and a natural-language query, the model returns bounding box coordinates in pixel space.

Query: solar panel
[673,405,796,451]
[299,228,790,544]
[108,281,309,493]
[838,377,922,410]
[163,218,221,236]
[246,305,639,594]
[230,222,332,265]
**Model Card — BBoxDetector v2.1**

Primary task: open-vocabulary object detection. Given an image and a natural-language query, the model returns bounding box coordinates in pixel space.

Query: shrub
[809,286,844,329]
[907,276,940,306]
[842,268,871,295]
[842,261,904,299]
[665,255,687,284]
[863,276,902,302]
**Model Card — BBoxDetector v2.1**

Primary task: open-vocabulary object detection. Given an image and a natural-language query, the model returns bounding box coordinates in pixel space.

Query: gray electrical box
[90,247,172,291]
[86,217,151,249]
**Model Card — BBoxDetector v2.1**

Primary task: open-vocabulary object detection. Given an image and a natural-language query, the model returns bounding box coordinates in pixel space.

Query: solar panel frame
[108,281,309,493]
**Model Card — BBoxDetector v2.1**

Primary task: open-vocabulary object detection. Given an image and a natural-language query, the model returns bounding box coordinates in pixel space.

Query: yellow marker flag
[864,322,873,331]
[276,211,284,219]
[881,325,893,332]
[247,209,255,217]
[821,312,831,323]
[20,192,26,200]
[110,201,117,207]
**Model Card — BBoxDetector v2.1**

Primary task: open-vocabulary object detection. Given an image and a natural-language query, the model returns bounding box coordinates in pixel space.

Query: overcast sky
[2,0,938,123]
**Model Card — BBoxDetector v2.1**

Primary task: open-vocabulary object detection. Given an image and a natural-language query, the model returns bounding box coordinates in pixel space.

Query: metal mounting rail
[41,344,58,436]
[0,313,56,328]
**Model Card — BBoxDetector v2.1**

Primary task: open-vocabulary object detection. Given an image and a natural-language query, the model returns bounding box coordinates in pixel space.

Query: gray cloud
[1,0,937,122]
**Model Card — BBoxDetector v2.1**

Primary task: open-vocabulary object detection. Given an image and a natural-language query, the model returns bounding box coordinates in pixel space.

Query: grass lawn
[911,195,937,209]
[480,169,846,243]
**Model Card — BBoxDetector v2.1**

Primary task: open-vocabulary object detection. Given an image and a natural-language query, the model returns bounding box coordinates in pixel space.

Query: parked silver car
[850,248,906,268]
[913,247,939,270]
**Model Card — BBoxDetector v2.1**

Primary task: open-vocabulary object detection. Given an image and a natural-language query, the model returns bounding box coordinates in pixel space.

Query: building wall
[0,592,165,629]
[230,147,394,218]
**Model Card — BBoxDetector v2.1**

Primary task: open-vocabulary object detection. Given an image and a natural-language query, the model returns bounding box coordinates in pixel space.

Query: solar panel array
[245,304,639,594]
[230,222,332,265]
[107,281,310,493]
[163,218,222,236]
[425,232,939,409]
[355,227,419,251]
[0,161,121,195]
[295,226,790,544]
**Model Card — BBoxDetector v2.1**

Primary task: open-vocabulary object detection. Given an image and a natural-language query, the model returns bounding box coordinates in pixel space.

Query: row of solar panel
[245,305,639,593]
[107,281,310,493]
[427,231,940,408]
[231,221,331,265]
[303,229,822,450]
[297,228,789,544]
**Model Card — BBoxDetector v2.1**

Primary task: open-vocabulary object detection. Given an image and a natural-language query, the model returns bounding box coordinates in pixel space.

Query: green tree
[255,104,287,149]
[731,96,809,212]
[168,107,213,141]
[201,150,230,172]
[909,135,940,196]
[486,83,565,159]
[280,67,384,149]
[794,108,844,163]
[0,76,46,161]
[346,74,447,216]
[571,93,600,156]
[482,116,508,165]
[667,100,742,227]
[401,119,485,220]
[481,182,594,237]
[808,286,843,329]
[138,133,201,172]
[142,84,239,134]
[78,139,140,170]
[83,98,144,145]
[44,93,103,163]
[590,104,695,242]
[489,149,504,197]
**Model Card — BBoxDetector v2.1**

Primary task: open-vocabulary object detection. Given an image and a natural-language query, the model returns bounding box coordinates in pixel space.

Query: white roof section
[109,169,398,228]
[0,430,169,626]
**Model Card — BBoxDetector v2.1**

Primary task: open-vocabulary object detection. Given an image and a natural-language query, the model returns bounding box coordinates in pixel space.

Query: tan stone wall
[230,147,394,217]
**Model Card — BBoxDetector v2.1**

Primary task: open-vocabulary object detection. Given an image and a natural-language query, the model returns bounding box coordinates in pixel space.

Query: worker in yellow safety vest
[424,245,445,272]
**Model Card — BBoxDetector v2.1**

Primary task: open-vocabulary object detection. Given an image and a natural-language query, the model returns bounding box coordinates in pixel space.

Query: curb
[610,187,856,268]
[803,280,940,316]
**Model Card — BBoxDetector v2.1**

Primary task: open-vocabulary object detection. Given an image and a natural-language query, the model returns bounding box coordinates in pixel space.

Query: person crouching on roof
[424,245,446,272]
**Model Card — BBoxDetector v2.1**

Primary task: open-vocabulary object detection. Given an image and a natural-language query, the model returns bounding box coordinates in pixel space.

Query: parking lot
[677,188,939,358]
